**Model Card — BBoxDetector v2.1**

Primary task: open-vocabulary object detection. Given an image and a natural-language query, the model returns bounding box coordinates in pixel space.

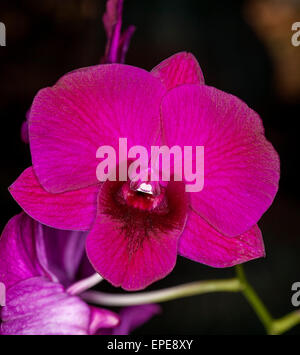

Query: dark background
[0,0,300,334]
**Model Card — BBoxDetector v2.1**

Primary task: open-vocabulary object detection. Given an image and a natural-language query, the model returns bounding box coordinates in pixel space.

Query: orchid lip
[86,178,189,290]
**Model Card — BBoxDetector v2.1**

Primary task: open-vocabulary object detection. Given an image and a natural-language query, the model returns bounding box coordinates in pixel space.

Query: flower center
[96,178,189,258]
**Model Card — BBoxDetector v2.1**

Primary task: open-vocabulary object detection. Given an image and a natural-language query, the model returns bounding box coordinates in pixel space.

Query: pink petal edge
[151,52,205,90]
[179,209,265,267]
[9,167,99,231]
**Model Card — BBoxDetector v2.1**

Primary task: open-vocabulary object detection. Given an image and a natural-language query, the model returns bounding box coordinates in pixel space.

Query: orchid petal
[1,277,91,335]
[9,167,98,231]
[110,305,161,335]
[89,306,120,335]
[161,84,280,237]
[29,64,165,193]
[0,213,47,289]
[151,52,204,90]
[179,209,265,267]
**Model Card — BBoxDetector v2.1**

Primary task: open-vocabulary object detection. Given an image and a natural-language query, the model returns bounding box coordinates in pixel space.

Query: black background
[0,0,300,334]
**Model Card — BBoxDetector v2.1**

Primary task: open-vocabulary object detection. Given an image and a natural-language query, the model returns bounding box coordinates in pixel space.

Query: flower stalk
[67,273,103,296]
[269,311,300,335]
[81,278,241,306]
[235,265,300,335]
[81,266,300,335]
[235,265,273,333]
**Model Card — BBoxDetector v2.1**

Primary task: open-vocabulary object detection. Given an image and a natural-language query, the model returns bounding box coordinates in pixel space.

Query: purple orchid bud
[21,0,135,146]
[20,109,30,144]
[101,0,135,63]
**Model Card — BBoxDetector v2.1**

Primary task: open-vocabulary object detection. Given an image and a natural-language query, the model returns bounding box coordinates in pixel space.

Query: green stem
[67,273,103,296]
[270,311,300,335]
[235,265,273,333]
[81,266,300,334]
[235,265,300,335]
[81,278,241,306]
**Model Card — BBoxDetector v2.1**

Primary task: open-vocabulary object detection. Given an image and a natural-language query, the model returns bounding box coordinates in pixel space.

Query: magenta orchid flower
[0,213,159,335]
[9,52,280,291]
